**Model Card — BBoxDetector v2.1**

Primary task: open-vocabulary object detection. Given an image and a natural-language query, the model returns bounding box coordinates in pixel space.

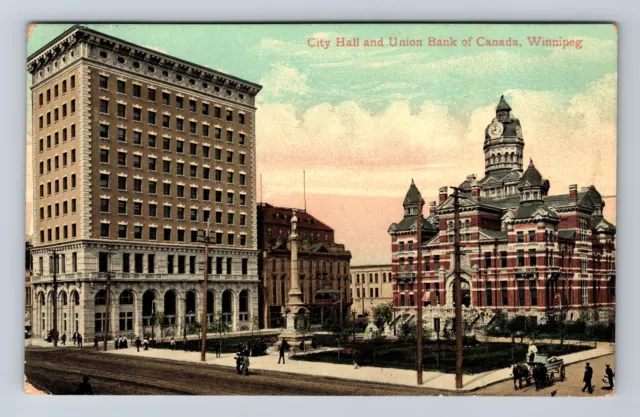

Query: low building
[257,203,352,328]
[349,265,393,318]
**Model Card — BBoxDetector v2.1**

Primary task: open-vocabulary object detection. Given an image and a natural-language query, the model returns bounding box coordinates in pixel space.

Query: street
[24,347,614,396]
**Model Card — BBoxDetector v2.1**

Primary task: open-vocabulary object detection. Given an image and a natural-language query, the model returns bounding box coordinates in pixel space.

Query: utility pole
[451,186,463,389]
[416,195,424,385]
[103,251,112,352]
[51,250,58,347]
[197,219,214,362]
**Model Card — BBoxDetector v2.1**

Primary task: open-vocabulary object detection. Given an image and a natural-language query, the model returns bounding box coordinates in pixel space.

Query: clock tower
[483,95,525,175]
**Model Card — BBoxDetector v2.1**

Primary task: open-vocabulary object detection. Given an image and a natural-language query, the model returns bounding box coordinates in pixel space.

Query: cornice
[27,26,262,105]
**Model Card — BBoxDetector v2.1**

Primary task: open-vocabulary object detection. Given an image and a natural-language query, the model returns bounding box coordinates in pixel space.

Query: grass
[292,341,593,374]
[153,334,280,354]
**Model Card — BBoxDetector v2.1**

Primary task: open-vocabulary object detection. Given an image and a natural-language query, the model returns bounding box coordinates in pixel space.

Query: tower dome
[483,95,525,175]
[403,179,423,217]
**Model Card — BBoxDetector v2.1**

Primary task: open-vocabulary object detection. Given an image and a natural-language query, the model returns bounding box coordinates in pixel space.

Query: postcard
[24,23,616,396]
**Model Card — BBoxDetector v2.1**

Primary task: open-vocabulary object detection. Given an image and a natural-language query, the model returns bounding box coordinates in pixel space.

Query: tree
[152,312,170,343]
[188,320,202,350]
[208,311,231,352]
[399,322,434,344]
[372,302,393,330]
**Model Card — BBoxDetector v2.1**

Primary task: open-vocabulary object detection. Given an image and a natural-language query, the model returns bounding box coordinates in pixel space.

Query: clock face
[488,121,504,138]
[516,125,523,137]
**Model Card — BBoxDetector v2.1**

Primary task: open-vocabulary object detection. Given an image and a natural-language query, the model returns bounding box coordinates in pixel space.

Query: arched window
[186,291,196,315]
[369,273,373,283]
[382,273,386,283]
[375,273,378,283]
[71,290,80,306]
[39,292,45,305]
[119,289,134,305]
[95,290,106,306]
[356,274,360,284]
[59,291,68,306]
[164,291,176,316]
[222,290,232,323]
[142,291,155,317]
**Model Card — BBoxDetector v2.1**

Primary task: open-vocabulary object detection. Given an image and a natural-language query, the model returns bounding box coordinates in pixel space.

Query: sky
[26,24,617,265]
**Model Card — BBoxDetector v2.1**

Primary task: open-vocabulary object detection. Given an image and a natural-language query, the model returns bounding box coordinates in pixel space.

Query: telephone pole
[50,250,58,347]
[416,195,424,385]
[103,251,112,351]
[197,219,214,362]
[451,186,463,389]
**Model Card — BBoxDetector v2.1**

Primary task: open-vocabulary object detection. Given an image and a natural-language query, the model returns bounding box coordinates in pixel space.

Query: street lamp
[197,219,214,362]
[49,250,59,347]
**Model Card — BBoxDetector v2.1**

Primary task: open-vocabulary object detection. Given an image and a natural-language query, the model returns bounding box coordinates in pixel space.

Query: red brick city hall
[388,96,616,331]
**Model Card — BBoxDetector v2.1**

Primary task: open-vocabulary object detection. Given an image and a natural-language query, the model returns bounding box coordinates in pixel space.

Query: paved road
[24,347,614,396]
[24,347,451,396]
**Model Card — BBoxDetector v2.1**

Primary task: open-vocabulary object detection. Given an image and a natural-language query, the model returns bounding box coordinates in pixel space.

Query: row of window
[100,199,247,226]
[354,287,381,298]
[37,149,76,176]
[100,152,246,180]
[266,226,329,242]
[37,75,75,107]
[99,74,247,124]
[97,251,249,276]
[38,175,76,198]
[38,100,76,129]
[354,272,389,284]
[38,124,77,153]
[98,102,247,143]
[98,223,247,246]
[98,175,247,205]
[39,199,77,220]
[270,259,349,275]
[39,224,77,243]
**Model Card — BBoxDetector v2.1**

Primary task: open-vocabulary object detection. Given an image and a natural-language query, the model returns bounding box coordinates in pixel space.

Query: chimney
[439,187,448,203]
[429,201,436,215]
[569,184,578,201]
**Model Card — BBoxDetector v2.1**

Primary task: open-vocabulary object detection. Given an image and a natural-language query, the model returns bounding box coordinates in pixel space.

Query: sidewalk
[106,343,614,392]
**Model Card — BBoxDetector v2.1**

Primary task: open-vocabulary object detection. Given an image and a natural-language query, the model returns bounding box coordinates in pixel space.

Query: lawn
[292,341,593,374]
[153,333,280,354]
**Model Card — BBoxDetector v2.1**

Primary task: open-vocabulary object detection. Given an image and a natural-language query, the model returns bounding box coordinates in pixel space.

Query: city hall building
[388,96,616,331]
[27,26,262,340]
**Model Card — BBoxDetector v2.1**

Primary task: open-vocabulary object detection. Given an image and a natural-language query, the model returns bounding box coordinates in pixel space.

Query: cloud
[259,64,310,98]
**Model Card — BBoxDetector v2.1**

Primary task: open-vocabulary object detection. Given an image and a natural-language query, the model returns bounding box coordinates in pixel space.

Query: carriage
[528,354,566,388]
[512,352,566,390]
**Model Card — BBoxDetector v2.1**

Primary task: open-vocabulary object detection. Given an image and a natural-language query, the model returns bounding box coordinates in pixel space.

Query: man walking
[215,342,221,358]
[278,338,289,364]
[77,333,83,347]
[605,364,615,389]
[170,337,176,351]
[93,335,99,351]
[135,336,141,352]
[61,332,66,346]
[582,362,594,394]
[72,331,78,345]
[115,335,119,350]
[77,376,94,395]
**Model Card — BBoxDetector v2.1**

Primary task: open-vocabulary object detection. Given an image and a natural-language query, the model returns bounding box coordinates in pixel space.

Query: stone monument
[278,210,313,348]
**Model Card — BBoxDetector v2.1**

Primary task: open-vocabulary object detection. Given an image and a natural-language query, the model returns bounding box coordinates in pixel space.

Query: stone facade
[349,265,393,317]
[28,26,262,340]
[388,96,616,332]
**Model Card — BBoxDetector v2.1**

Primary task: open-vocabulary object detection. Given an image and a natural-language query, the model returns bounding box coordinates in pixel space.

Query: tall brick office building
[28,26,262,340]
[388,96,616,330]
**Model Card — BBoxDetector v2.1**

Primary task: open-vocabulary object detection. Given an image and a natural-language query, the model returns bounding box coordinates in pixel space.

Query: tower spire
[496,95,512,112]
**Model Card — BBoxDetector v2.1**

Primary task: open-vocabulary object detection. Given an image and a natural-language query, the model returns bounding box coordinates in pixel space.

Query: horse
[533,363,548,390]
[511,363,531,390]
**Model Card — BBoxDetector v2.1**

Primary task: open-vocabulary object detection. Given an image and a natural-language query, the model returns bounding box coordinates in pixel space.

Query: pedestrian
[77,333,83,347]
[353,349,361,369]
[278,338,289,364]
[115,335,119,350]
[235,350,244,374]
[77,375,93,395]
[93,336,99,350]
[135,336,141,352]
[170,337,176,351]
[61,332,67,346]
[605,364,615,389]
[143,337,149,351]
[122,337,128,349]
[72,331,78,345]
[582,362,594,394]
[215,342,221,358]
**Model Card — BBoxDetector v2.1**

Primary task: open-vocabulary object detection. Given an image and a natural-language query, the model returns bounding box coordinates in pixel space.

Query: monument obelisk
[279,209,311,345]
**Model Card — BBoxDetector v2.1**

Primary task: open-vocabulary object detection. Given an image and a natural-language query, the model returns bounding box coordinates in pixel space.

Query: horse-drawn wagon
[511,352,566,390]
